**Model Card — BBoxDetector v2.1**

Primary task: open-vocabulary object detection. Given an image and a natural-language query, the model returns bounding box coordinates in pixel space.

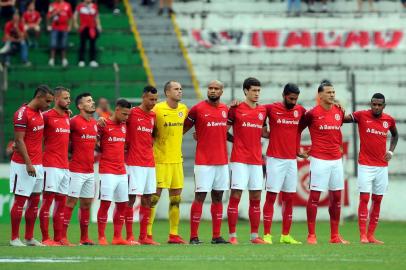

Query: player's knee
[169,195,181,207]
[150,194,160,208]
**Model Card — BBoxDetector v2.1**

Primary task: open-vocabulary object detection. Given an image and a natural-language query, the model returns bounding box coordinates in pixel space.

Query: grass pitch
[1,220,406,270]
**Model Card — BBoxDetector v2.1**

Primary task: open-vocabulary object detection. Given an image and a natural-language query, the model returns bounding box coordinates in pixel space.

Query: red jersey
[23,10,41,25]
[69,115,97,173]
[42,109,70,169]
[126,107,155,167]
[76,3,98,32]
[11,104,44,165]
[265,102,306,159]
[3,21,25,41]
[228,102,266,165]
[47,1,72,32]
[98,119,127,175]
[186,101,229,165]
[303,105,344,160]
[352,110,396,167]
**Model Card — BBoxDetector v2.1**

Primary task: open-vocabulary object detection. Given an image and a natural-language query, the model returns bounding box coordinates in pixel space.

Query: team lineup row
[8,78,398,246]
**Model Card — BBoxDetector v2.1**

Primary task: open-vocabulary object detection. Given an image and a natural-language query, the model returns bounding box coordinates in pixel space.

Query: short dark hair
[163,81,178,94]
[283,83,300,95]
[53,86,70,96]
[371,93,385,103]
[116,99,131,109]
[143,85,158,94]
[75,92,92,108]
[317,79,333,93]
[243,77,261,91]
[33,84,53,98]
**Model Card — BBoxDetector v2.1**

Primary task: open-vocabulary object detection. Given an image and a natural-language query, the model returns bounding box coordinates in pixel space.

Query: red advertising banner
[280,142,350,207]
[191,29,403,50]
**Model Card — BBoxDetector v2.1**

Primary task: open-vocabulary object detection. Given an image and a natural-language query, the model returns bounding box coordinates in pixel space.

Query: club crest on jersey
[121,126,126,134]
[151,118,154,126]
[94,125,97,132]
[258,113,264,120]
[66,119,70,125]
[294,110,298,118]
[17,107,26,121]
[335,114,341,121]
[178,112,184,118]
[383,121,388,128]
[222,111,227,118]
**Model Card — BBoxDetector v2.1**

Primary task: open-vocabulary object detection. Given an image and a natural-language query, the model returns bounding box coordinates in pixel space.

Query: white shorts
[127,165,156,195]
[358,164,388,195]
[309,157,344,192]
[9,161,44,197]
[68,172,95,199]
[266,157,298,193]
[194,165,229,192]
[43,167,70,194]
[230,162,263,190]
[99,174,129,202]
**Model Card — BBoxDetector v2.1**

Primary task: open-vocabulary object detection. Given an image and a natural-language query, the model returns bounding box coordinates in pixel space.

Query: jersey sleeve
[390,116,397,129]
[227,106,236,125]
[97,123,104,139]
[186,104,197,123]
[351,110,363,123]
[14,107,28,132]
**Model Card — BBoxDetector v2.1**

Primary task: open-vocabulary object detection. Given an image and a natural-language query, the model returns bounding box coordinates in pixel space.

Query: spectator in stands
[35,0,49,17]
[287,0,301,17]
[401,0,406,9]
[98,0,120,15]
[94,97,113,119]
[47,0,73,67]
[158,0,174,16]
[16,0,30,14]
[357,0,375,13]
[0,12,30,66]
[68,0,77,11]
[22,1,41,48]
[0,0,16,21]
[74,0,101,68]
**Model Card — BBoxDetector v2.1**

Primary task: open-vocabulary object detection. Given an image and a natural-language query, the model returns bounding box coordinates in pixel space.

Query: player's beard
[208,96,220,102]
[284,101,295,110]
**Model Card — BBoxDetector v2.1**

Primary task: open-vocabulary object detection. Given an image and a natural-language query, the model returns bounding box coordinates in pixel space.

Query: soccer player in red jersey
[9,85,54,246]
[262,83,306,245]
[299,80,349,245]
[125,86,160,245]
[62,93,97,246]
[39,87,71,246]
[226,78,267,245]
[185,80,230,245]
[343,93,398,244]
[97,99,132,246]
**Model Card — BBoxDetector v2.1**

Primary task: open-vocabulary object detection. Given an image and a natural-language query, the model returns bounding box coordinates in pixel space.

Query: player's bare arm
[385,125,399,161]
[14,131,36,177]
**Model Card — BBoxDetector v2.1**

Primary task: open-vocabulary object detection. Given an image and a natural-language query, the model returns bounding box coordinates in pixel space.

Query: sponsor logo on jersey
[108,136,126,142]
[55,128,70,133]
[207,121,227,127]
[33,125,44,132]
[319,125,340,130]
[137,126,153,133]
[366,128,387,136]
[276,118,299,125]
[163,122,183,127]
[81,134,97,140]
[242,122,262,129]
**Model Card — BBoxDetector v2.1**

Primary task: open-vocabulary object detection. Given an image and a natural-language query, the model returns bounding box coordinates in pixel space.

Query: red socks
[227,196,240,235]
[53,194,66,241]
[328,190,342,236]
[358,192,370,236]
[281,192,293,235]
[62,206,74,239]
[10,195,27,240]
[306,190,321,235]
[211,202,223,238]
[39,192,54,241]
[25,193,40,240]
[97,200,111,238]
[368,194,383,237]
[113,202,126,238]
[139,206,151,240]
[125,205,134,240]
[249,199,260,234]
[190,201,203,239]
[263,192,277,235]
[79,207,90,241]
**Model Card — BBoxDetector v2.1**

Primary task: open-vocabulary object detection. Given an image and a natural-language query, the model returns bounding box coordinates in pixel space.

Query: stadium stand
[1,2,148,152]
